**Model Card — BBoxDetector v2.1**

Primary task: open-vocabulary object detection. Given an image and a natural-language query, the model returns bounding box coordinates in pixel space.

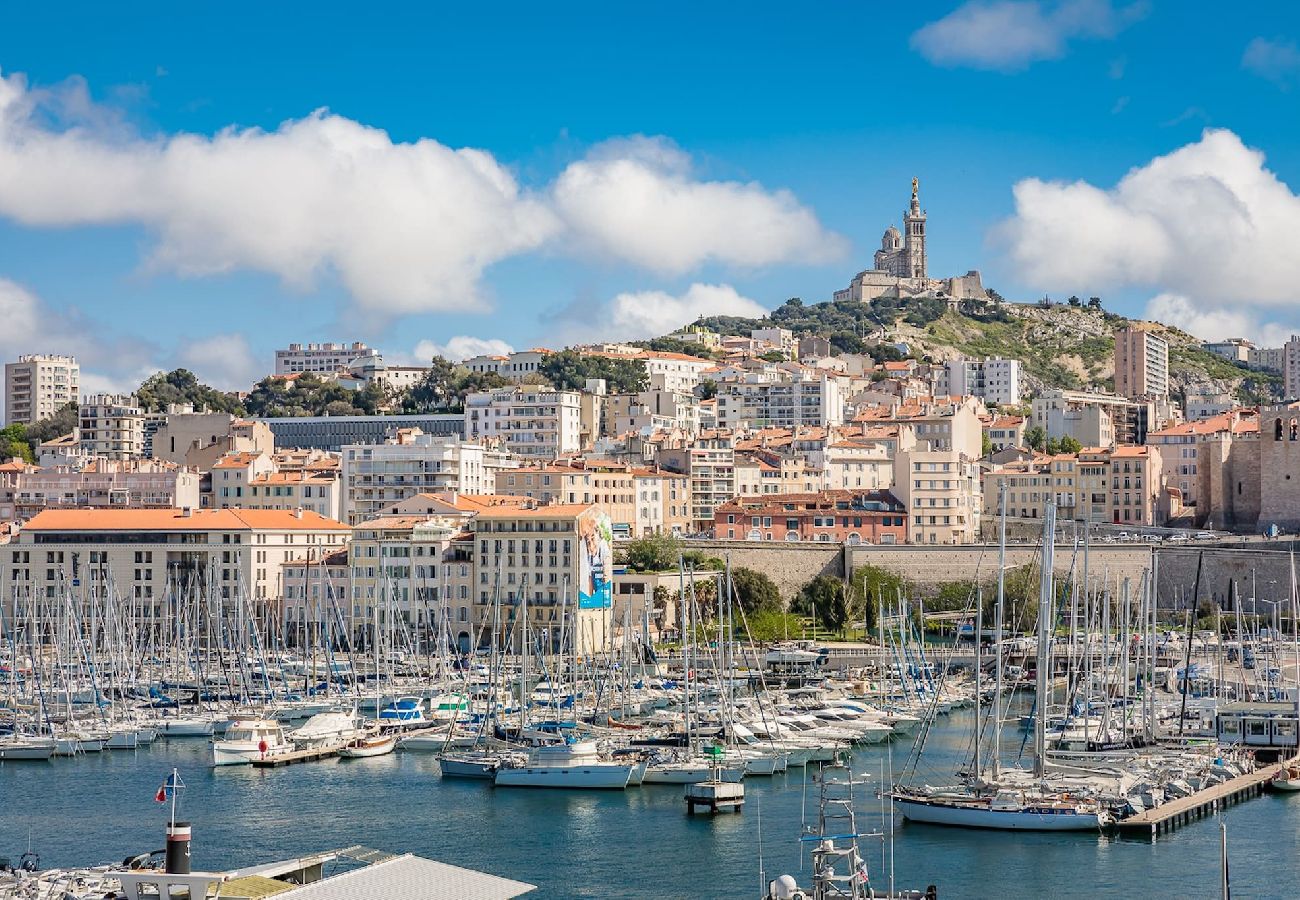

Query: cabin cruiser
[210,719,291,766]
[494,739,634,789]
[286,710,364,749]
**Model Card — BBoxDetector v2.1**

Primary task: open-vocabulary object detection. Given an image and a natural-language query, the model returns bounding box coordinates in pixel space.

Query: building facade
[4,355,79,427]
[464,387,583,459]
[275,342,374,375]
[79,394,146,461]
[713,489,907,544]
[1114,327,1170,399]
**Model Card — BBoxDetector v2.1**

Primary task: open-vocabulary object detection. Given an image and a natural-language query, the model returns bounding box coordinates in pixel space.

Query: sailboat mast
[1034,500,1055,779]
[991,483,1006,783]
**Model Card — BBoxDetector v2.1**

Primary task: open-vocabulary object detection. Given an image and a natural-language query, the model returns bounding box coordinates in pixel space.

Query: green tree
[793,575,851,633]
[697,379,718,400]
[538,350,648,393]
[1067,295,1081,307]
[24,402,79,454]
[244,373,385,418]
[0,424,34,463]
[728,567,782,613]
[759,350,787,363]
[622,532,683,573]
[400,357,510,413]
[1087,297,1102,309]
[1057,435,1082,454]
[981,433,993,457]
[1024,425,1047,451]
[743,607,803,642]
[851,564,910,634]
[136,368,243,414]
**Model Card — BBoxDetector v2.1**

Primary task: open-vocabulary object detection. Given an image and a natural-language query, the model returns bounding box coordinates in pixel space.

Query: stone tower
[903,177,927,280]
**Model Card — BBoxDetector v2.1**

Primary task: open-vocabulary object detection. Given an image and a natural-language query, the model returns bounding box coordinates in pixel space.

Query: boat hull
[339,737,397,758]
[894,797,1108,831]
[0,740,55,761]
[494,764,632,789]
[439,756,500,779]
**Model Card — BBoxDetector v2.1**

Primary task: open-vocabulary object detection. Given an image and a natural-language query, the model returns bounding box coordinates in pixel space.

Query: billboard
[578,510,613,609]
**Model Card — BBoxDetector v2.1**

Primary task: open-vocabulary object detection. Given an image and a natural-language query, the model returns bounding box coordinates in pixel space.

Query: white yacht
[494,740,633,789]
[286,710,363,749]
[0,735,56,760]
[210,719,291,766]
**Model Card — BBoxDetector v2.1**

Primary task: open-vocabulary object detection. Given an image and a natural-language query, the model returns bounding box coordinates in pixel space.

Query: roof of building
[1109,445,1151,458]
[473,502,594,518]
[251,470,338,485]
[273,853,534,900]
[21,508,350,532]
[212,451,266,469]
[282,547,350,568]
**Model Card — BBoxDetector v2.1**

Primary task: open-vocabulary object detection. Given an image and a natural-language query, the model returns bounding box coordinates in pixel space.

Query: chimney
[295,507,304,519]
[165,821,192,874]
[180,506,193,518]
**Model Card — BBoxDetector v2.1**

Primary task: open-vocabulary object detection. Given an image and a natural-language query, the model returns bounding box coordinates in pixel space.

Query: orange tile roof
[1109,446,1151,458]
[355,514,444,530]
[473,503,596,518]
[22,508,349,531]
[212,452,264,469]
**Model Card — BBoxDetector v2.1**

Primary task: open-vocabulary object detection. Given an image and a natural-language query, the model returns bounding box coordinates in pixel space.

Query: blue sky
[1,1,1298,391]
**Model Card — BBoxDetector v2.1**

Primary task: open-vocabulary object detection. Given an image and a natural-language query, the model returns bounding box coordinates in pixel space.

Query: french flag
[154,783,168,803]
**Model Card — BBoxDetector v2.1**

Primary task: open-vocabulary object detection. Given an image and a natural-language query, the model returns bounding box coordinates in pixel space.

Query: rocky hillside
[694,296,1280,405]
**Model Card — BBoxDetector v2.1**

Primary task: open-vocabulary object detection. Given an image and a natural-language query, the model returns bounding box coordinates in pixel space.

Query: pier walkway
[250,743,345,768]
[1116,758,1293,837]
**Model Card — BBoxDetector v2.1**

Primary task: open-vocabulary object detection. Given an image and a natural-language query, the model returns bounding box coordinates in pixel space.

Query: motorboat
[154,715,215,737]
[339,732,397,759]
[286,710,363,749]
[378,697,427,728]
[439,750,508,779]
[210,719,291,766]
[494,739,633,789]
[1272,765,1300,792]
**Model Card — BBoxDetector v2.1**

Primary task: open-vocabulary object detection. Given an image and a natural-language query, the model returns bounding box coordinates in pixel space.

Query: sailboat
[891,492,1115,831]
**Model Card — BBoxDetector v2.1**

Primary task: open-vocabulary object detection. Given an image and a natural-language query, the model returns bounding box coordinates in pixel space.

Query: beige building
[1114,326,1170,399]
[657,430,737,530]
[247,468,343,521]
[151,410,274,470]
[1,508,350,624]
[893,446,981,544]
[12,459,201,520]
[470,503,613,654]
[79,394,146,460]
[1106,445,1164,526]
[4,354,79,427]
[280,547,350,647]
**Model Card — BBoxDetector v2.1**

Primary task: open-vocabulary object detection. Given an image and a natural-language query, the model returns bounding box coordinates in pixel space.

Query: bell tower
[903,177,927,280]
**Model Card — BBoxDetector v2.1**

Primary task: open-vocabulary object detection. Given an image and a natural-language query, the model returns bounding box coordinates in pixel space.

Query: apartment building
[341,429,517,525]
[0,508,350,621]
[4,355,79,426]
[1202,339,1254,364]
[656,430,737,531]
[211,451,275,508]
[275,342,373,375]
[12,459,201,520]
[497,460,635,536]
[1114,326,1170,399]
[346,514,475,650]
[893,446,981,544]
[601,389,700,439]
[982,458,1052,520]
[470,504,613,654]
[734,452,821,497]
[464,387,583,459]
[1106,445,1165,526]
[151,410,275,470]
[631,468,690,537]
[985,415,1026,451]
[1030,389,1141,448]
[280,547,350,647]
[247,469,343,521]
[462,349,550,382]
[78,394,146,461]
[713,489,907,544]
[714,371,845,430]
[857,397,984,459]
[941,357,1021,405]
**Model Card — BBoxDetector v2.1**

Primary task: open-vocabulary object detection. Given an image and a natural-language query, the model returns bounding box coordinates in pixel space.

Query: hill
[692,295,1281,405]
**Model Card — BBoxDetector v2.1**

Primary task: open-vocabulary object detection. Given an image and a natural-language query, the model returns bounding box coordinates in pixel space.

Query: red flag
[155,785,167,803]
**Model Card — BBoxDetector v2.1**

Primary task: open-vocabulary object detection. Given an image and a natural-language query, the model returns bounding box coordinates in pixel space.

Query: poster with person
[577,510,613,609]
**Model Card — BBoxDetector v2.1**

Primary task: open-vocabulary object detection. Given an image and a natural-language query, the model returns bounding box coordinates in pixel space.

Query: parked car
[1194,531,1215,540]
[1167,532,1190,542]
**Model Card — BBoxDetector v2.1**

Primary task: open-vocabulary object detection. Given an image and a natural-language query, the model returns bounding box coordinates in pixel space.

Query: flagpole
[170,767,178,828]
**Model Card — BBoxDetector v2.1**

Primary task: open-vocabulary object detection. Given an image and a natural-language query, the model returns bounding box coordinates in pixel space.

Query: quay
[250,743,345,768]
[1116,757,1294,836]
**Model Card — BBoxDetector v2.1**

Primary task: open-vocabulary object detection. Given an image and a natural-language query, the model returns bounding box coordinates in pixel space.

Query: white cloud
[550,282,768,345]
[998,129,1300,340]
[172,333,262,390]
[551,136,846,274]
[1242,37,1300,87]
[1143,294,1294,348]
[0,71,843,325]
[0,69,559,318]
[411,336,515,363]
[912,0,1145,71]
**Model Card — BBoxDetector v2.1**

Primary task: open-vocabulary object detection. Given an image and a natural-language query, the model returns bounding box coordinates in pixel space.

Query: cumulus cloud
[998,129,1300,339]
[912,0,1145,71]
[549,282,768,345]
[410,336,515,362]
[1242,37,1300,87]
[0,68,558,317]
[172,333,263,390]
[0,70,842,323]
[1142,294,1294,347]
[551,136,846,274]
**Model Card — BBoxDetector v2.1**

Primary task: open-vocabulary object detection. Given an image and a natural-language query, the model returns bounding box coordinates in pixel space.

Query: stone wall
[622,540,845,600]
[846,543,1154,590]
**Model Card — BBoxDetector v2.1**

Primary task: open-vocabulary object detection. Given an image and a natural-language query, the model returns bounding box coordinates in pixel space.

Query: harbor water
[3,707,1297,899]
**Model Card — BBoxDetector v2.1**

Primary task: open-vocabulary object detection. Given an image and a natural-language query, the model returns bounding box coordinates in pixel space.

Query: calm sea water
[2,709,1296,900]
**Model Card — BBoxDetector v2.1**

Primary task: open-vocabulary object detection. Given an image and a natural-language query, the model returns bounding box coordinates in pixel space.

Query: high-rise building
[1114,327,1169,399]
[274,342,373,376]
[1284,335,1300,401]
[79,394,145,460]
[4,354,79,426]
[941,357,1021,405]
[464,387,583,459]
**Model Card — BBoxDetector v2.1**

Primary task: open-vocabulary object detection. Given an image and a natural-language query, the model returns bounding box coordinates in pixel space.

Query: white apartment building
[657,431,737,530]
[715,372,845,430]
[341,429,517,524]
[0,508,350,618]
[1031,389,1139,448]
[275,342,373,375]
[462,349,550,382]
[247,468,343,521]
[4,355,79,426]
[1285,335,1300,401]
[79,394,146,461]
[941,357,1021,405]
[464,387,583,459]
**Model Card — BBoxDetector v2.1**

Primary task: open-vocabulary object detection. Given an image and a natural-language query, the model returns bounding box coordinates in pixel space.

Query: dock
[250,743,345,768]
[685,779,745,814]
[1116,758,1291,836]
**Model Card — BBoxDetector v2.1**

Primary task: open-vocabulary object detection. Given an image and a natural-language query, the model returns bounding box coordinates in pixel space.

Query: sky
[1,1,1299,393]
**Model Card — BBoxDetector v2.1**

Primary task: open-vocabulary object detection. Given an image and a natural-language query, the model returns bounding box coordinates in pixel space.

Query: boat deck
[1116,757,1294,836]
[250,743,345,768]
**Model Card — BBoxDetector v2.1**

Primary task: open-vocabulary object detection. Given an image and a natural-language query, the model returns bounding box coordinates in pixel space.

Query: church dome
[881,225,901,250]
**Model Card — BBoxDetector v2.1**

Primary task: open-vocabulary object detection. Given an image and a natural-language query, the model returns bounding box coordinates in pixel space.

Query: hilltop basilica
[832,179,984,305]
